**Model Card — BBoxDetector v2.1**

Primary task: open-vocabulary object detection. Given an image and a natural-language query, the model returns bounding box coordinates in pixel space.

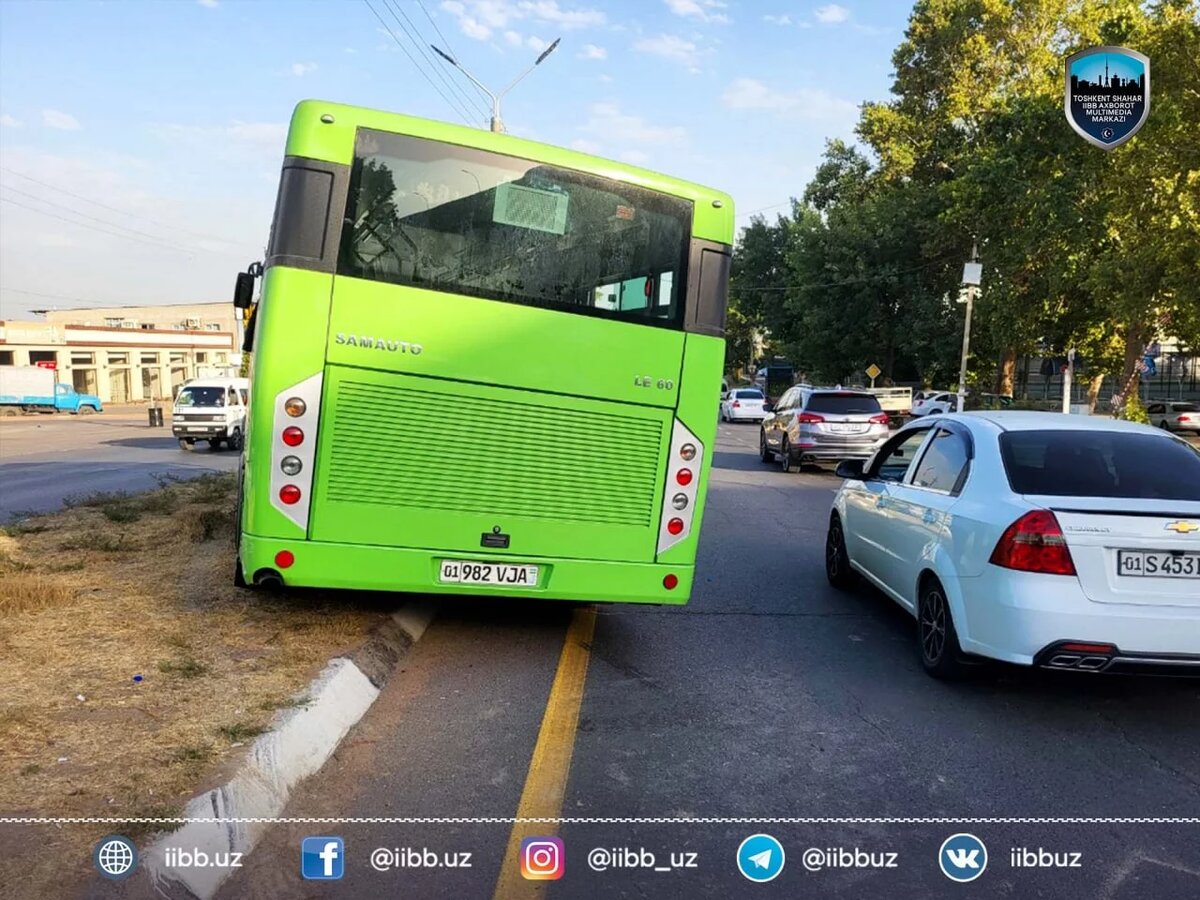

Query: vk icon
[301,836,345,880]
[939,832,987,882]
[737,833,786,883]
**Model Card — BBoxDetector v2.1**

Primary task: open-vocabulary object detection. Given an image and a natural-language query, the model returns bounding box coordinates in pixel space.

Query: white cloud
[345,47,358,54]
[0,114,22,128]
[763,14,791,25]
[664,0,729,24]
[504,29,523,45]
[197,0,219,7]
[579,102,687,146]
[597,73,613,82]
[42,109,81,131]
[570,138,602,154]
[720,77,857,121]
[633,34,700,70]
[814,4,850,23]
[578,43,607,60]
[620,149,651,165]
[290,62,317,77]
[439,0,604,41]
[527,34,548,50]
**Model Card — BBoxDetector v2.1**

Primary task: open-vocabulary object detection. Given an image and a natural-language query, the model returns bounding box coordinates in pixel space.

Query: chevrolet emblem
[1165,520,1200,534]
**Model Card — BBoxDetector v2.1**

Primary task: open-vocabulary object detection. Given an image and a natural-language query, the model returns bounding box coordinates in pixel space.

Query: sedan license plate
[829,423,866,434]
[1117,551,1200,579]
[439,560,539,588]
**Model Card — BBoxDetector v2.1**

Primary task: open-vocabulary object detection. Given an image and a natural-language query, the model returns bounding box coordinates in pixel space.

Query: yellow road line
[492,605,597,900]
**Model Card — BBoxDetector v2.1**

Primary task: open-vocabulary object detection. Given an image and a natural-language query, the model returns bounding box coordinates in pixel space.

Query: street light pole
[431,39,561,133]
[957,243,982,414]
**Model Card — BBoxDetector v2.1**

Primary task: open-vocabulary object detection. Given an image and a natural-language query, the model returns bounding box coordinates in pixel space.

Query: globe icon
[94,836,137,879]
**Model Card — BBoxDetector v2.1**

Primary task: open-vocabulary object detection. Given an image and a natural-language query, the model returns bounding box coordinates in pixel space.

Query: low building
[0,302,240,403]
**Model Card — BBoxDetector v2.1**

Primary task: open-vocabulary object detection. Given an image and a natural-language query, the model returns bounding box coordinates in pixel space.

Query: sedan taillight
[797,412,825,424]
[990,510,1076,576]
[869,413,889,425]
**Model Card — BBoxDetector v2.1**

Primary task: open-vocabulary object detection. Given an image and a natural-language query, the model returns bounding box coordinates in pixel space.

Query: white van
[172,377,250,451]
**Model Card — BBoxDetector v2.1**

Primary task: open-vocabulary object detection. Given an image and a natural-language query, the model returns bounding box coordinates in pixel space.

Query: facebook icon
[301,836,345,880]
[938,832,988,882]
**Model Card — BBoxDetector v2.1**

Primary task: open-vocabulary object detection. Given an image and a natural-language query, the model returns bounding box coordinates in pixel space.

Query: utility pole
[431,39,561,133]
[957,242,982,414]
[1061,348,1075,414]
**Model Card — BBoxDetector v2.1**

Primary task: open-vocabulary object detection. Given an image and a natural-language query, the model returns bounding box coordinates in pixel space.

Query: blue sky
[0,0,910,319]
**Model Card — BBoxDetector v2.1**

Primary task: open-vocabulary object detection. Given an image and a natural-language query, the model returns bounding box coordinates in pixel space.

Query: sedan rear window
[999,430,1200,500]
[805,393,882,415]
[734,389,764,399]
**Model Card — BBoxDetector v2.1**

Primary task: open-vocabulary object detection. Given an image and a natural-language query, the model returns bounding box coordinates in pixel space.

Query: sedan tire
[917,577,968,680]
[825,516,857,590]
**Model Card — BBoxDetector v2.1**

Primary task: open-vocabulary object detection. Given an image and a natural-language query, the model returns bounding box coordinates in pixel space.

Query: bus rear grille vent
[326,380,663,527]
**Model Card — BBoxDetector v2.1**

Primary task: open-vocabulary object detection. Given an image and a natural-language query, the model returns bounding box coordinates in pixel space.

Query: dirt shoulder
[0,474,390,898]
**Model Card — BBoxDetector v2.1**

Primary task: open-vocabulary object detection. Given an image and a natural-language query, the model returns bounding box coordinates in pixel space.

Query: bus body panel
[239,533,693,604]
[242,266,332,541]
[326,277,685,408]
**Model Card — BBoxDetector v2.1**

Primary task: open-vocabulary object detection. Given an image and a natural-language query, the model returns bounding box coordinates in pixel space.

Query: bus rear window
[337,130,691,327]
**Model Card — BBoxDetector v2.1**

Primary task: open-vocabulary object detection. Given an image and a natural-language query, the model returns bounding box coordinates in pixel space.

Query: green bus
[233,100,733,605]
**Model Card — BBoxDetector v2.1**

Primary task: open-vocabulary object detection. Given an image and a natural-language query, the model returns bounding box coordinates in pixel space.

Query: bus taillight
[282,426,304,446]
[279,485,302,505]
[663,574,678,590]
[284,397,307,417]
[657,419,703,555]
[269,372,323,528]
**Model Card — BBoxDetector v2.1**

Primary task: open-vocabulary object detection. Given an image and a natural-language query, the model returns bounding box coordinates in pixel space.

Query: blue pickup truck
[0,366,103,415]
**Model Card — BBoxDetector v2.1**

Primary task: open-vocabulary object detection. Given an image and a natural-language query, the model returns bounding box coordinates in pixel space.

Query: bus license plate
[439,560,540,588]
[1117,551,1200,579]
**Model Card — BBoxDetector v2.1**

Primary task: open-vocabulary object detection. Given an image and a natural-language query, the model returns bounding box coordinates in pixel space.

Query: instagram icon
[520,836,565,880]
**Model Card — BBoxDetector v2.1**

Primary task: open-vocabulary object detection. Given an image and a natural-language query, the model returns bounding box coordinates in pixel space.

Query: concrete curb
[140,601,437,899]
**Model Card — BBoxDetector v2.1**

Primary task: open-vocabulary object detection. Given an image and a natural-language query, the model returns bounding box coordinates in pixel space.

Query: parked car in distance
[760,387,890,472]
[0,365,102,415]
[825,412,1200,679]
[720,388,769,423]
[911,390,959,417]
[172,376,250,451]
[1147,400,1200,434]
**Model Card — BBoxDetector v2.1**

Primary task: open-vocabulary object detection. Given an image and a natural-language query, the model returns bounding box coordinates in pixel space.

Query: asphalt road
[167,421,1200,900]
[0,409,239,518]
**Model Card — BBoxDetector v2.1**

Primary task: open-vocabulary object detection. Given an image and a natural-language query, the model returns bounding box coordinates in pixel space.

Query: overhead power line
[1,184,201,252]
[382,0,489,122]
[0,288,125,308]
[416,0,491,106]
[0,166,232,244]
[0,196,196,254]
[362,0,478,127]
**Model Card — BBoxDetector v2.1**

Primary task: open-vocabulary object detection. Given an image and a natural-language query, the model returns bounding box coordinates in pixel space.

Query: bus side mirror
[233,272,255,309]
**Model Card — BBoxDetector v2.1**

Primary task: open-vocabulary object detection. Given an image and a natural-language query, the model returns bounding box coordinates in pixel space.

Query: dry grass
[0,473,390,898]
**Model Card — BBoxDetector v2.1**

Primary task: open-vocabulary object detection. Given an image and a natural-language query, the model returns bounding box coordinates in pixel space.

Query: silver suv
[760,387,890,472]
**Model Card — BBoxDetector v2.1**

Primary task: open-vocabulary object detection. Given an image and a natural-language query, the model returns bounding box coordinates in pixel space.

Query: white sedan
[911,390,959,417]
[824,412,1200,679]
[720,388,769,423]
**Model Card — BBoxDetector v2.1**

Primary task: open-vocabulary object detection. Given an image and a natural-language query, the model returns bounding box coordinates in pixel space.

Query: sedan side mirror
[835,459,867,480]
